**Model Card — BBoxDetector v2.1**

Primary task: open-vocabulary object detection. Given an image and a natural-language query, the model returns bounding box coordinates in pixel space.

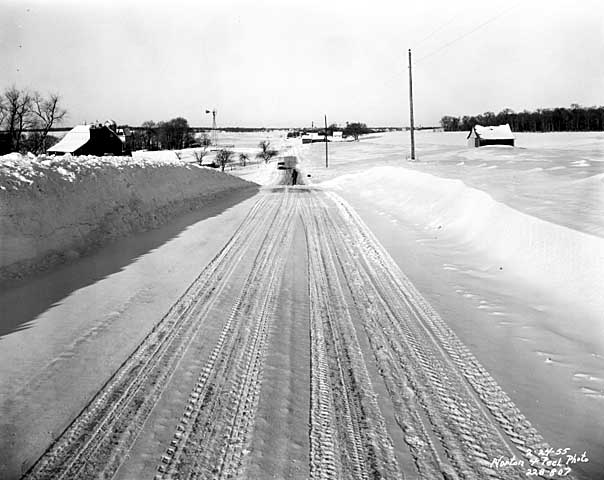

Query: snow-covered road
[11,186,574,480]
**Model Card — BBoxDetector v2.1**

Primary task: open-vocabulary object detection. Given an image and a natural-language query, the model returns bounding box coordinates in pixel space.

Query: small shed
[467,124,515,147]
[48,124,125,156]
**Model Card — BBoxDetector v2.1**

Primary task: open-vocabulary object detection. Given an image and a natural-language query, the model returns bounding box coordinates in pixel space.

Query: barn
[467,124,515,147]
[48,124,125,156]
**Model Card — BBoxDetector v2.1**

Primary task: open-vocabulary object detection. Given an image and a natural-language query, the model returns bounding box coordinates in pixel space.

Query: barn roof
[48,125,91,153]
[467,124,514,140]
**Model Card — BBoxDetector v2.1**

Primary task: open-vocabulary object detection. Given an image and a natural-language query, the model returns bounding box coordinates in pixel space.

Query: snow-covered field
[290,130,604,478]
[131,129,291,169]
[302,132,604,318]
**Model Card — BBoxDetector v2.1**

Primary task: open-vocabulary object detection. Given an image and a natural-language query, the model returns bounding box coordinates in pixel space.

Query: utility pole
[408,48,416,160]
[324,115,329,168]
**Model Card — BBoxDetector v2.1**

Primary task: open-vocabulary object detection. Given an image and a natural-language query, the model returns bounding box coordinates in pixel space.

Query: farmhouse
[48,123,125,156]
[467,124,515,147]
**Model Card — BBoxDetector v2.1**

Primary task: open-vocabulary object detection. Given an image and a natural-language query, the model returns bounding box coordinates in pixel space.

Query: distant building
[467,124,515,147]
[302,132,324,143]
[47,123,125,156]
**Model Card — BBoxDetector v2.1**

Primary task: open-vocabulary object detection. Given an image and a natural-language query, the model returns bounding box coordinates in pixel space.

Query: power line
[414,12,461,49]
[416,2,522,64]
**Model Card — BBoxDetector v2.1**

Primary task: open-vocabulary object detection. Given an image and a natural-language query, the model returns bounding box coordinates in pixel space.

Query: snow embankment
[0,153,258,282]
[323,166,604,315]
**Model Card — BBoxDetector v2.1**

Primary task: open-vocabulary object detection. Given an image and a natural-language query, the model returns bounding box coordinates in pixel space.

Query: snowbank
[0,154,258,282]
[323,166,604,315]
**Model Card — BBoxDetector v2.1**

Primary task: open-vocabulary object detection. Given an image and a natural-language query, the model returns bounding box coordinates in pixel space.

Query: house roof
[467,124,514,140]
[48,125,91,153]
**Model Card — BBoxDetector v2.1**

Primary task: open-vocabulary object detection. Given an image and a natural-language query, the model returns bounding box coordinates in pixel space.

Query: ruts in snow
[23,186,563,480]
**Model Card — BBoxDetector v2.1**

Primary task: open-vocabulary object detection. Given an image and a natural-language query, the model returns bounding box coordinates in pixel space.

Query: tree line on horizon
[319,122,373,140]
[126,118,200,151]
[129,120,377,151]
[440,105,604,132]
[1,83,379,155]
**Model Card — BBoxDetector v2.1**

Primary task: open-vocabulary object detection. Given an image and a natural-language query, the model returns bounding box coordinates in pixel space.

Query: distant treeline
[125,118,200,151]
[440,105,604,132]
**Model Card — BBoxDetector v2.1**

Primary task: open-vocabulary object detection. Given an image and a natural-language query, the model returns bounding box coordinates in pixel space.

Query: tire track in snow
[156,189,298,479]
[22,194,279,480]
[302,192,403,480]
[323,190,571,480]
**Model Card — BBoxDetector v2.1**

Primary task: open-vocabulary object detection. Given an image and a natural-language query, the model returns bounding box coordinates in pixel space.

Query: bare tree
[141,120,158,150]
[4,86,32,152]
[31,92,67,153]
[342,122,371,141]
[216,148,234,172]
[200,133,211,147]
[192,145,209,165]
[0,87,67,153]
[256,140,278,164]
[239,152,249,167]
[158,117,193,150]
[0,97,7,127]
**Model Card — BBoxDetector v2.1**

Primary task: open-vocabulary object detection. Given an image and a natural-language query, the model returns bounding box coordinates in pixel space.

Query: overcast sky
[1,0,603,128]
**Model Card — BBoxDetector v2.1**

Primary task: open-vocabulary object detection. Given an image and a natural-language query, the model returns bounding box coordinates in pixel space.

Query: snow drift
[323,166,604,315]
[0,154,258,282]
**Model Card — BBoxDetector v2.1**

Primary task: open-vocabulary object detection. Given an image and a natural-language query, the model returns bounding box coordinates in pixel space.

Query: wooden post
[324,115,329,168]
[408,49,416,160]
